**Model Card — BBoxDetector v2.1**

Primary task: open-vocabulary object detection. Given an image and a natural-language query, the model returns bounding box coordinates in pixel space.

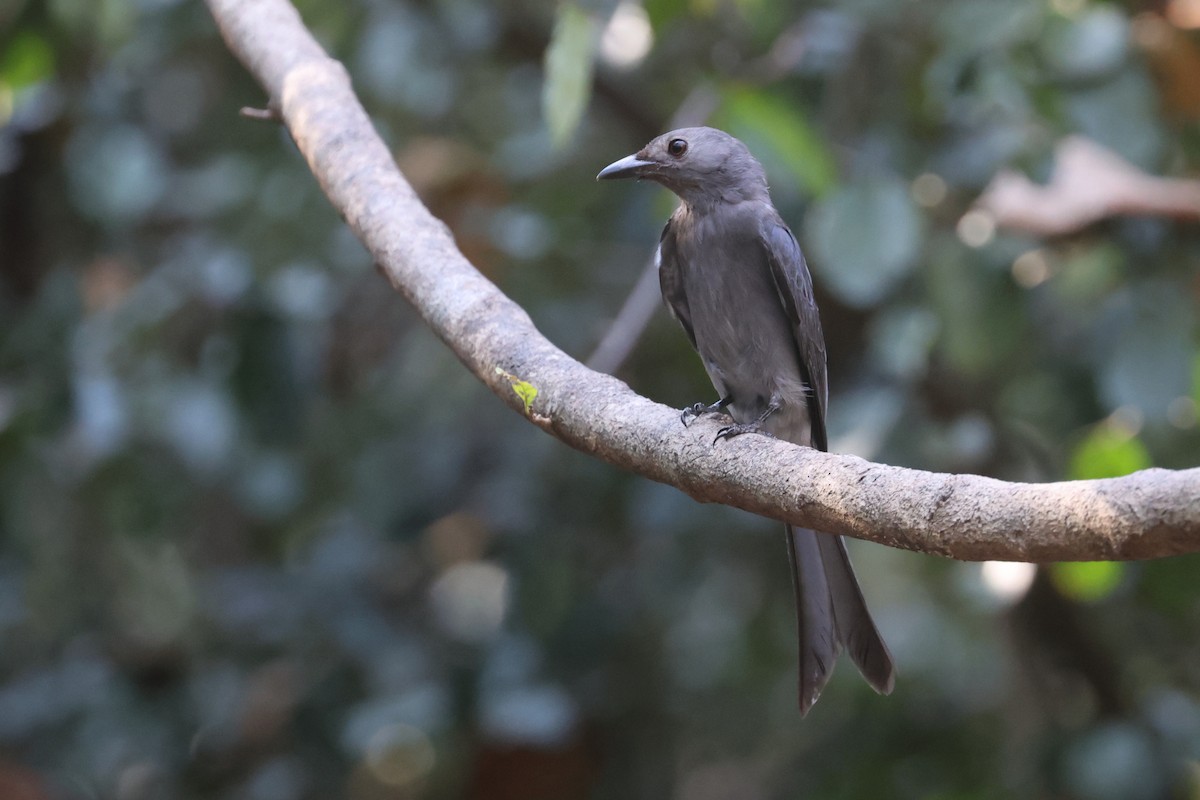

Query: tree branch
[205,0,1200,562]
[977,135,1200,236]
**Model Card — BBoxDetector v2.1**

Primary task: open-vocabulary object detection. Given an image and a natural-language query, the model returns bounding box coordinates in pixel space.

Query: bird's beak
[596,153,656,181]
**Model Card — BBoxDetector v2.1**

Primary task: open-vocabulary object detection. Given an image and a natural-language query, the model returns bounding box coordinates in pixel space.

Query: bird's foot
[680,397,731,427]
[711,401,781,445]
[712,421,774,446]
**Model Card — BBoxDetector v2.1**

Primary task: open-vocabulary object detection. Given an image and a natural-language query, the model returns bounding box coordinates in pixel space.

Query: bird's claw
[680,398,732,428]
[680,402,709,427]
[712,422,769,446]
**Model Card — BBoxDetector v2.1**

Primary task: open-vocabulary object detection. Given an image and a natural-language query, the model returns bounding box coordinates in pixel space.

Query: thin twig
[239,105,280,122]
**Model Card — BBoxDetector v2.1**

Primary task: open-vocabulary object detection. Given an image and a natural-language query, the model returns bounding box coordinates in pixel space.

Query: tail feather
[787,525,896,714]
[786,527,840,716]
[815,532,896,695]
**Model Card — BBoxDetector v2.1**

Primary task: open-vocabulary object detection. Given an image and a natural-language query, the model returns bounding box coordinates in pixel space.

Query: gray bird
[597,127,895,715]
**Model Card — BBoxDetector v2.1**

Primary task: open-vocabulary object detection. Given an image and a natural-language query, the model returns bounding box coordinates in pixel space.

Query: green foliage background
[0,0,1198,797]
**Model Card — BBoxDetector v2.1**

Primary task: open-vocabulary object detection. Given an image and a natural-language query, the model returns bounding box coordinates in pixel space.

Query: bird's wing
[760,220,829,451]
[657,220,698,351]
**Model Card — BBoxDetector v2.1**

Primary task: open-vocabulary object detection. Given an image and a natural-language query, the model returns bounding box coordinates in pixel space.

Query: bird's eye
[667,138,688,157]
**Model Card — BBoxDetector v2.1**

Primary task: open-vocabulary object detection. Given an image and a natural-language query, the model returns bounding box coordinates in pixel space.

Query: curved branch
[977,136,1200,237]
[205,0,1200,562]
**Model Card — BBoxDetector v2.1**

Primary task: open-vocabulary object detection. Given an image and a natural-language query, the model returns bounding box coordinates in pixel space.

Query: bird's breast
[673,210,810,439]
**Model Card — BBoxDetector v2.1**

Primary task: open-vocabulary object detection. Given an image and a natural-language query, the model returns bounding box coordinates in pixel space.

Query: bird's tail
[787,525,896,715]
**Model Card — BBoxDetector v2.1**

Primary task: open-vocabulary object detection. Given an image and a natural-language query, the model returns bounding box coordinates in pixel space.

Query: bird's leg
[680,396,732,427]
[713,401,780,445]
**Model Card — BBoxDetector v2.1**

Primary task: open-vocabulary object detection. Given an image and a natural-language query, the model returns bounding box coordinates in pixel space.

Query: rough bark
[205,0,1200,562]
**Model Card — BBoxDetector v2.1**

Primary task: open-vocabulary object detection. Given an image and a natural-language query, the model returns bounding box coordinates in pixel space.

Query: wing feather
[657,219,697,351]
[759,220,829,451]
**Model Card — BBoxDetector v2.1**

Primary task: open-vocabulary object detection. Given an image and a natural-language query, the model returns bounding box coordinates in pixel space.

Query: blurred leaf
[542,3,598,149]
[1049,242,1122,307]
[1051,562,1124,603]
[925,241,1026,377]
[48,0,137,48]
[644,0,688,29]
[1188,759,1200,800]
[937,0,1041,57]
[114,538,196,647]
[1065,69,1165,169]
[65,124,168,223]
[1040,6,1129,82]
[718,86,836,197]
[1069,423,1151,480]
[1099,285,1195,420]
[1140,555,1200,615]
[805,178,922,307]
[1,31,54,89]
[929,125,1030,188]
[1061,722,1165,799]
[867,306,939,380]
[1192,350,1200,406]
[519,555,574,636]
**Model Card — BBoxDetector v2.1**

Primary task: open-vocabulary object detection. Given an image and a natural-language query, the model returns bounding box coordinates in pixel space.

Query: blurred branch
[239,105,280,122]
[206,0,1200,562]
[977,136,1200,236]
[584,248,664,374]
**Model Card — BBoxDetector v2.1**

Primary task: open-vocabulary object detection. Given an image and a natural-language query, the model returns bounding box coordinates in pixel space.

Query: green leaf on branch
[495,367,539,415]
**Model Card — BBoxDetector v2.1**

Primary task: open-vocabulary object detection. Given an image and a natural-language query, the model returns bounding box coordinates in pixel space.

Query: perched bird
[597,127,894,715]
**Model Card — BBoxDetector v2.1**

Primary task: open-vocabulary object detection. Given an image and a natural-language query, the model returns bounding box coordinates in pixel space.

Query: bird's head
[596,126,768,207]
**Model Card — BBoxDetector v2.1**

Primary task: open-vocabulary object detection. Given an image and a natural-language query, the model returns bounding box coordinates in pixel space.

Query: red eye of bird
[667,138,688,157]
